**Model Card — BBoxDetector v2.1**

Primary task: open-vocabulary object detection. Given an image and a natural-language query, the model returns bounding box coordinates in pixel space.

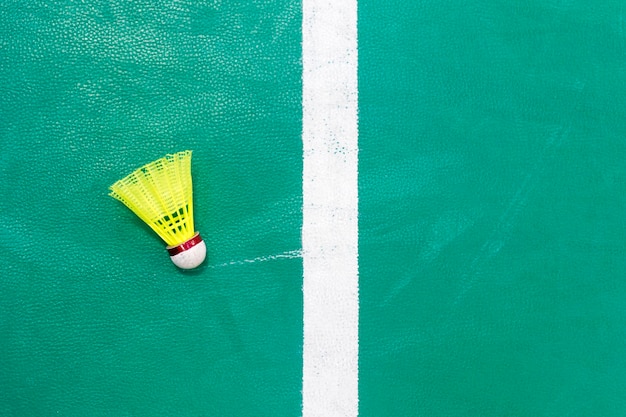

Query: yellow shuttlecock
[109,150,206,269]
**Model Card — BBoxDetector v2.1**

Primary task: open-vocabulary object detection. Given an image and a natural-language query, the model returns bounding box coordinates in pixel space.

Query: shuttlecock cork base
[167,232,206,269]
[109,150,206,270]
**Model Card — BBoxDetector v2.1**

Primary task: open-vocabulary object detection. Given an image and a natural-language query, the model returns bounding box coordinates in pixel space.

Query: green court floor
[2,0,626,416]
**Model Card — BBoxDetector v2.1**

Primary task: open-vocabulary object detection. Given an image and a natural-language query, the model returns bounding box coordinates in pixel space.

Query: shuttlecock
[109,150,206,269]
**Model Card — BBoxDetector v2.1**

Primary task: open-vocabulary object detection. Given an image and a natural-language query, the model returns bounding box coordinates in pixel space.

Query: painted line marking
[302,0,359,415]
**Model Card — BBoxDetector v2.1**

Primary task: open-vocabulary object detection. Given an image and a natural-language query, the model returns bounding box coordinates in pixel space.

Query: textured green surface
[359,0,626,415]
[4,0,626,415]
[0,1,302,416]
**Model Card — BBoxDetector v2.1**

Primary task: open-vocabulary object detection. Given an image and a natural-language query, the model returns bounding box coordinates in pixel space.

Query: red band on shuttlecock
[167,233,203,256]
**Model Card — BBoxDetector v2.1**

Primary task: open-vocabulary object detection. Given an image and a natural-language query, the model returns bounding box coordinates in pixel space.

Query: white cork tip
[167,233,207,270]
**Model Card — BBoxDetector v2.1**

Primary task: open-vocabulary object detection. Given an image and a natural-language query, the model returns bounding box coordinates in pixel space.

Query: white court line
[302,0,358,415]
